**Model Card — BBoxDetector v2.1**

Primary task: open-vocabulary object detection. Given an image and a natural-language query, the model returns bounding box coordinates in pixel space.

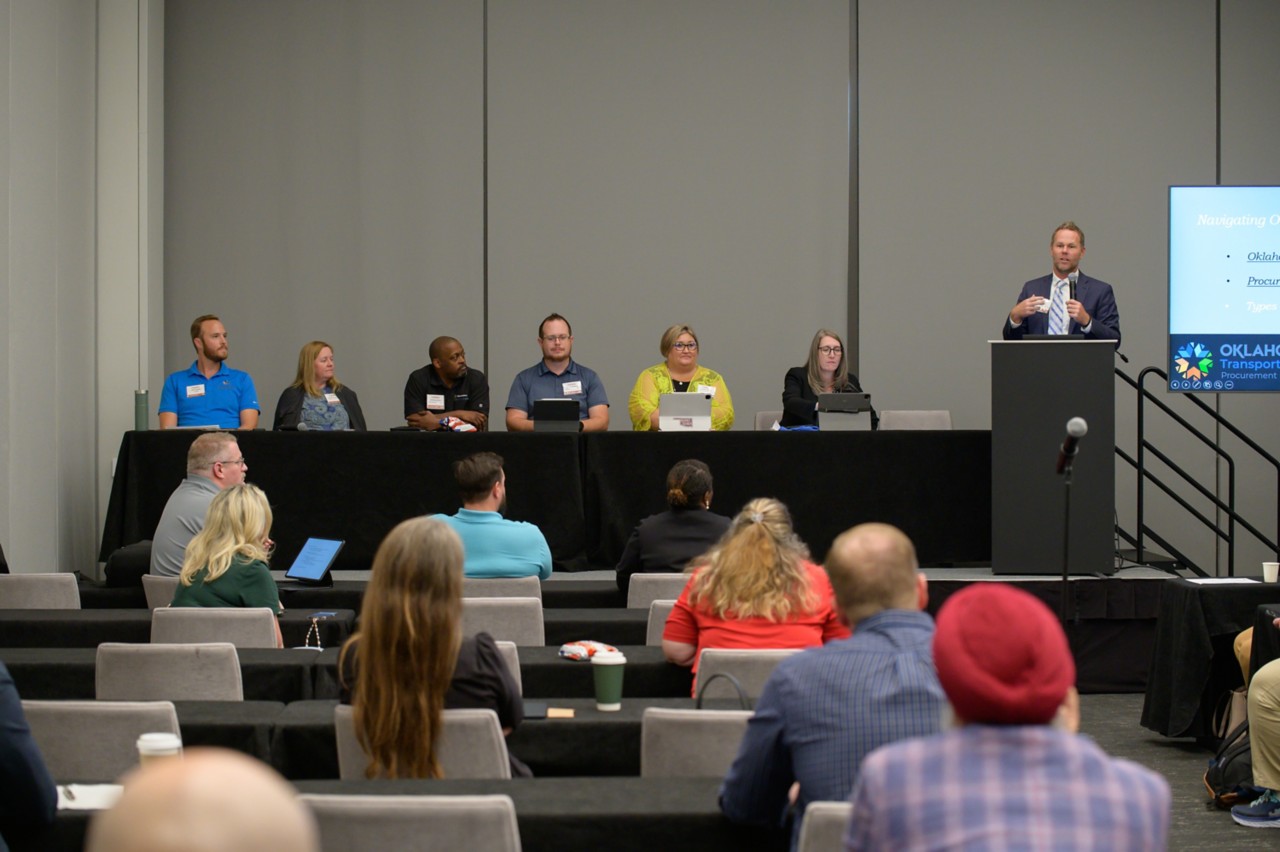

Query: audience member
[273,340,367,431]
[662,498,849,689]
[505,313,609,432]
[0,660,56,849]
[158,314,260,429]
[1231,617,1280,827]
[615,459,730,595]
[436,452,553,579]
[403,336,489,431]
[338,516,527,777]
[172,483,283,647]
[150,432,247,577]
[719,523,942,847]
[86,748,318,852]
[845,583,1170,850]
[629,323,734,431]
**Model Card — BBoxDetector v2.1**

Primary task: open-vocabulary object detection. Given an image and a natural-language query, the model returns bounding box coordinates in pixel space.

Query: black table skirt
[0,609,355,650]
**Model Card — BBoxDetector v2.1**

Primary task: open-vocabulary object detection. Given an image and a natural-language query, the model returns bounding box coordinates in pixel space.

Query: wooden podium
[991,340,1115,575]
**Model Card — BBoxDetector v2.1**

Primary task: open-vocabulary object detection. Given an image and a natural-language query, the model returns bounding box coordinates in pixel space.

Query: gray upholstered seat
[460,597,544,646]
[334,705,512,780]
[22,699,180,782]
[639,706,753,778]
[95,642,243,701]
[494,640,522,695]
[754,410,784,430]
[877,409,952,430]
[462,575,542,600]
[646,599,677,646]
[626,573,689,609]
[301,793,521,852]
[141,574,180,610]
[796,801,854,852]
[695,648,801,700]
[0,573,80,609]
[151,607,278,648]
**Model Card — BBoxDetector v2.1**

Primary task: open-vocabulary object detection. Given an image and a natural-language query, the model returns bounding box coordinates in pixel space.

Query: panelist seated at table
[437,451,553,580]
[159,314,261,430]
[273,341,367,431]
[403,336,489,431]
[615,459,730,595]
[662,498,850,692]
[171,483,284,648]
[780,328,877,429]
[629,324,734,431]
[505,313,609,433]
[338,516,529,778]
[1002,220,1121,344]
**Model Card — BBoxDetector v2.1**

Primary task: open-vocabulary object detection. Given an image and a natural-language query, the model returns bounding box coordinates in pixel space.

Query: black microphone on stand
[1056,417,1088,475]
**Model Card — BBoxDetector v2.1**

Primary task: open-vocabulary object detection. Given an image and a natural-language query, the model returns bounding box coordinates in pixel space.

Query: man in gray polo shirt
[505,313,609,432]
[149,432,248,576]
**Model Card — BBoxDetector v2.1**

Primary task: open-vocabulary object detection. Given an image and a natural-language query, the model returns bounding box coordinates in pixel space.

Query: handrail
[1115,365,1280,576]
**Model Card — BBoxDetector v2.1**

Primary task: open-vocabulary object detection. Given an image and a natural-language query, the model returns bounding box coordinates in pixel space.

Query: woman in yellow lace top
[628,324,734,431]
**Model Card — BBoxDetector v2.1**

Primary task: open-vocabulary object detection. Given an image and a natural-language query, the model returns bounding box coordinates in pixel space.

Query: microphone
[1056,417,1087,474]
[1069,277,1077,302]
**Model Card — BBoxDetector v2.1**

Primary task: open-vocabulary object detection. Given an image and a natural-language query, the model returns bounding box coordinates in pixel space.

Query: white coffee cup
[1264,562,1279,583]
[136,732,183,766]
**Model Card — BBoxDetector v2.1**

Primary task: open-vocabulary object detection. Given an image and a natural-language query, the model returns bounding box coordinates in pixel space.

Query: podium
[991,340,1115,575]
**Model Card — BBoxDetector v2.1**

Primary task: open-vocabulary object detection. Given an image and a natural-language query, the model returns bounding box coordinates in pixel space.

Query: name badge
[426,394,446,410]
[186,384,205,398]
[696,384,716,397]
[562,380,583,396]
[324,393,340,405]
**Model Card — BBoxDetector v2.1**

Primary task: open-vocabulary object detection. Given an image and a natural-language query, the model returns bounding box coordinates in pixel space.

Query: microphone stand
[1058,449,1077,626]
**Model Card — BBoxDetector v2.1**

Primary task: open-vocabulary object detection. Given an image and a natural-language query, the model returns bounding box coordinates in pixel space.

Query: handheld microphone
[1056,417,1087,474]
[1069,277,1077,302]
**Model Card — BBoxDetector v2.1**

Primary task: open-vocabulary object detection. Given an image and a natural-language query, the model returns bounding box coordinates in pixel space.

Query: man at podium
[1002,221,1121,345]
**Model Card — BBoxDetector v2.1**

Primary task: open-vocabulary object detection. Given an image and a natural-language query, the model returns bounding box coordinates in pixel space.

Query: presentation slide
[1169,185,1280,392]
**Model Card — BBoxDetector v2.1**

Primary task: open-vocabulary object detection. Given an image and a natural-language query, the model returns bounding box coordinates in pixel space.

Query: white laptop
[658,393,713,432]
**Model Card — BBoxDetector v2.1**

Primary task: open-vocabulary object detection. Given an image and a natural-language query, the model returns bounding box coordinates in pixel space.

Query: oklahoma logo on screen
[1174,342,1213,381]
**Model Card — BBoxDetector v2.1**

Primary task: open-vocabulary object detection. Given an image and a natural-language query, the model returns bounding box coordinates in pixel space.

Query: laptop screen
[285,538,344,582]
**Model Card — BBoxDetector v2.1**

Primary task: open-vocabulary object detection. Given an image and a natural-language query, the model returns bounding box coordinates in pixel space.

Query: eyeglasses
[818,346,843,356]
[541,334,570,343]
[216,457,247,468]
[671,342,698,352]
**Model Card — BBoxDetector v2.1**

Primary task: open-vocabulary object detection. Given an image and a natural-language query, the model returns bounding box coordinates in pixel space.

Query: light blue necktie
[1048,279,1068,335]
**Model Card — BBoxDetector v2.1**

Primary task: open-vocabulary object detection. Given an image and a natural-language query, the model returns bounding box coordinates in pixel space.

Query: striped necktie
[1048,279,1068,335]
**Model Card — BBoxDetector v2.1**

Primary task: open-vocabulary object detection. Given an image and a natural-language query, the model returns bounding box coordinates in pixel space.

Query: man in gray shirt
[149,432,248,576]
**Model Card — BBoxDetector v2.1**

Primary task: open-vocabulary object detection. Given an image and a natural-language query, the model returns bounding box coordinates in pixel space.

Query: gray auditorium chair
[639,707,753,778]
[463,576,542,600]
[334,705,512,780]
[461,597,544,646]
[0,573,80,609]
[797,801,854,852]
[22,699,180,782]
[626,573,689,609]
[695,648,801,700]
[646,600,677,646]
[877,409,952,430]
[495,640,522,696]
[141,574,180,610]
[301,793,521,852]
[754,410,784,430]
[96,642,243,701]
[150,607,278,648]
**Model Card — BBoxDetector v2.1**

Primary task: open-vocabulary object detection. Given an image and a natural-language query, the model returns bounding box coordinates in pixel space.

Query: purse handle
[695,672,751,710]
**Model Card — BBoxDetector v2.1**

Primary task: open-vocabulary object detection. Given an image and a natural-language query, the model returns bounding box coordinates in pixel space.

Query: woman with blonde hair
[662,498,849,686]
[628,324,734,431]
[172,483,283,646]
[273,340,367,431]
[338,517,525,779]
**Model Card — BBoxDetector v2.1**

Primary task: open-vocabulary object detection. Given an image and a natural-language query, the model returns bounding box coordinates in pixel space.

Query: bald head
[824,523,923,627]
[86,748,318,852]
[428,336,459,362]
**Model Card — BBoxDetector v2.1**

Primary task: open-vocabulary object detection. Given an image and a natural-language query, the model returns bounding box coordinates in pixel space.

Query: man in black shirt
[403,336,490,431]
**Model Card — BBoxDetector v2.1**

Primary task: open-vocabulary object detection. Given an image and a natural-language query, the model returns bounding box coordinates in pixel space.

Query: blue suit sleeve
[0,665,56,834]
[1084,283,1121,344]
[718,670,794,828]
[1002,282,1035,340]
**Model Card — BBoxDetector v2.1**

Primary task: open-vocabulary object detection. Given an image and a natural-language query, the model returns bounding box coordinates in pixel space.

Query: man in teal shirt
[436,452,553,579]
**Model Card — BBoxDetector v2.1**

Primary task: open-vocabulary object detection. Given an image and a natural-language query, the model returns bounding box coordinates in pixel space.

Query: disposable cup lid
[592,651,627,664]
[137,732,182,752]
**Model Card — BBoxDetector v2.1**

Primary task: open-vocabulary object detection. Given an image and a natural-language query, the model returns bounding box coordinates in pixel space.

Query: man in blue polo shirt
[436,451,553,579]
[158,315,260,429]
[505,313,609,432]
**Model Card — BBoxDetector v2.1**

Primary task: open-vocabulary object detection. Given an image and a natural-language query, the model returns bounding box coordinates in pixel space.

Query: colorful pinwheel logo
[1174,342,1213,381]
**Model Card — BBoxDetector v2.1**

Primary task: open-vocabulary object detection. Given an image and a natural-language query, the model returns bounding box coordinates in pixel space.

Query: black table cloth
[0,609,355,649]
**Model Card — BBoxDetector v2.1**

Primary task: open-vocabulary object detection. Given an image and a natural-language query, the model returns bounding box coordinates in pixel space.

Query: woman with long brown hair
[338,516,524,778]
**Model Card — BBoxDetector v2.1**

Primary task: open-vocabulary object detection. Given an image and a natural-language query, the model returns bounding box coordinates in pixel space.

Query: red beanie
[932,583,1076,725]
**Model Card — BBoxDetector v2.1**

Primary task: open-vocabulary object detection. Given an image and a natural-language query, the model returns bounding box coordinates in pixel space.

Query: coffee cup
[591,650,626,711]
[136,732,183,766]
[1264,562,1279,583]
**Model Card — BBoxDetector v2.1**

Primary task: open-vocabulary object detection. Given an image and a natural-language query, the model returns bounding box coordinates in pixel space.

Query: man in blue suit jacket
[1003,222,1120,345]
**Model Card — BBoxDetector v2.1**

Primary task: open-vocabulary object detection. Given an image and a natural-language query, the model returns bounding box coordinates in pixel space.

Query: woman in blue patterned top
[273,340,367,431]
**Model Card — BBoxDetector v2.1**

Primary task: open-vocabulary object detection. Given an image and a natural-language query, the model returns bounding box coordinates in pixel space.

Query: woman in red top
[662,497,850,690]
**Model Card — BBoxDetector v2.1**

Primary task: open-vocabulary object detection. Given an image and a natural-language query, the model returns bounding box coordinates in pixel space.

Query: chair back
[626,573,689,609]
[301,793,521,852]
[796,801,854,852]
[22,700,179,782]
[646,600,677,646]
[639,707,753,778]
[96,642,243,701]
[754,410,784,430]
[695,648,801,700]
[494,640,522,696]
[151,607,278,648]
[141,574,180,610]
[0,573,80,609]
[461,597,544,646]
[463,576,542,601]
[877,409,952,430]
[334,705,512,780]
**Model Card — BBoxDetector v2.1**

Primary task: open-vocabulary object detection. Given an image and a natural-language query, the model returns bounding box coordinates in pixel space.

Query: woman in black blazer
[780,329,875,428]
